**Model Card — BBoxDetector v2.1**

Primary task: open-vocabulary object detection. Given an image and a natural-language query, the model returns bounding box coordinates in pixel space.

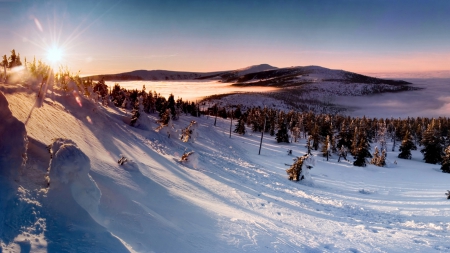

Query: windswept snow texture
[2,83,450,252]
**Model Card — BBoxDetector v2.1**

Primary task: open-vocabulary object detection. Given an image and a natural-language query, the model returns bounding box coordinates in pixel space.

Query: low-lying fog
[335,78,450,118]
[107,78,450,118]
[106,80,278,102]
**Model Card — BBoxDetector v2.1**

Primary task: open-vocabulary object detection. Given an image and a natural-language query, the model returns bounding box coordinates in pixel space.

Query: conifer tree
[286,155,307,181]
[351,127,359,156]
[167,93,176,119]
[377,122,388,151]
[379,149,387,167]
[306,135,312,155]
[291,126,301,142]
[421,121,443,164]
[398,130,416,159]
[130,101,140,127]
[234,116,246,135]
[337,121,352,151]
[158,109,171,126]
[276,121,290,143]
[337,146,348,162]
[353,131,372,167]
[311,124,320,150]
[370,146,385,167]
[441,146,450,173]
[321,135,331,160]
[371,146,380,165]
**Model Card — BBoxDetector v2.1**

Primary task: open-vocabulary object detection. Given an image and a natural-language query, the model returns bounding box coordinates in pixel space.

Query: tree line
[207,105,450,173]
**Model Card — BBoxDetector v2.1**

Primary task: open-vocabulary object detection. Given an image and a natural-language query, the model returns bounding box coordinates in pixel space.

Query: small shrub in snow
[180,151,195,162]
[371,147,386,167]
[181,120,197,143]
[286,154,314,181]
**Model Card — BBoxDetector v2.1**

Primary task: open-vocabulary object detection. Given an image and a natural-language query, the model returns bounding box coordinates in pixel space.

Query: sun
[46,47,63,63]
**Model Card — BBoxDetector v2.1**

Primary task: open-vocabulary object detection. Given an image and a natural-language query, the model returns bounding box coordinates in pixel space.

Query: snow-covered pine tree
[155,108,171,132]
[398,130,416,159]
[421,120,443,164]
[379,149,387,167]
[234,116,246,135]
[441,146,450,173]
[291,126,301,142]
[371,146,380,165]
[377,121,388,152]
[337,146,348,162]
[351,126,359,156]
[306,135,312,155]
[130,101,140,127]
[286,155,306,181]
[321,135,331,160]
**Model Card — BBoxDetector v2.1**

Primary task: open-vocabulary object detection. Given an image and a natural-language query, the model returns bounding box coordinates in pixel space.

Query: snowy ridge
[1,83,450,252]
[86,64,277,82]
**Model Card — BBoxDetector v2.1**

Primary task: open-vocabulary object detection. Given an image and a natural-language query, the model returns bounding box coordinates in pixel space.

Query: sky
[1,0,450,76]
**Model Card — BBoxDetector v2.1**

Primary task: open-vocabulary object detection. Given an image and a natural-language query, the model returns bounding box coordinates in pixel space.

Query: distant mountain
[86,64,277,81]
[227,65,411,87]
[85,64,417,96]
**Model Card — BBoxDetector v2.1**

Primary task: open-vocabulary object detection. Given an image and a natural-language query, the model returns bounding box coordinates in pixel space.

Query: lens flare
[47,47,63,63]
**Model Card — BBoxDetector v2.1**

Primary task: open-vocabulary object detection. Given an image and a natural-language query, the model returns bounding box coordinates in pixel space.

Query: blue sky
[1,0,449,75]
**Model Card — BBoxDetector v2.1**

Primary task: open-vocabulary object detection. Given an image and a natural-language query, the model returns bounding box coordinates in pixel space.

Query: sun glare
[47,47,63,63]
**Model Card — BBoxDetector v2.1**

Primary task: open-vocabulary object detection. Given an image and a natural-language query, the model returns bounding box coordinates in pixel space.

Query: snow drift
[47,138,101,215]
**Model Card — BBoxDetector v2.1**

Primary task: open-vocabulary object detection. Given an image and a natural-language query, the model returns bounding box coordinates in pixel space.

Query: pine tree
[371,146,380,165]
[306,135,312,155]
[351,126,359,156]
[379,149,387,167]
[377,122,388,151]
[398,130,416,159]
[353,131,372,167]
[234,116,246,135]
[370,146,386,167]
[275,121,289,143]
[441,146,450,173]
[167,93,176,119]
[130,101,140,127]
[311,124,320,150]
[321,135,331,160]
[337,146,348,162]
[421,121,443,164]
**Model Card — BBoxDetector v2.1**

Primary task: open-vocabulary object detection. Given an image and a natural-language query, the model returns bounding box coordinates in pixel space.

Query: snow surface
[1,82,450,252]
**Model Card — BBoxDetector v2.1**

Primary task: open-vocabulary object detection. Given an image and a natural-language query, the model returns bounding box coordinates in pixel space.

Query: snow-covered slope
[1,83,450,252]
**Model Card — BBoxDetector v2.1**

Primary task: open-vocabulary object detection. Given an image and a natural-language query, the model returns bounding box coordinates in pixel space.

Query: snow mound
[47,139,101,215]
[182,151,200,170]
[0,91,28,180]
